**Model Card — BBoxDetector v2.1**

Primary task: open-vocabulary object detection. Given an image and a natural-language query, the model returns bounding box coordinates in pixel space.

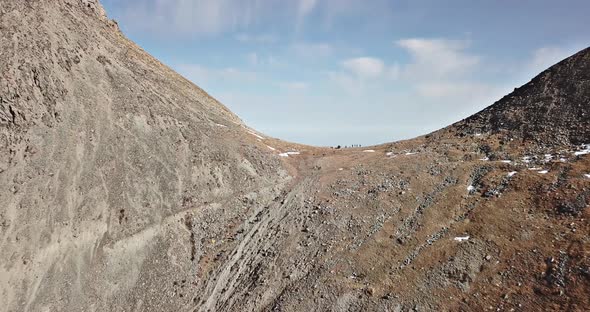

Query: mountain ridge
[447,47,590,146]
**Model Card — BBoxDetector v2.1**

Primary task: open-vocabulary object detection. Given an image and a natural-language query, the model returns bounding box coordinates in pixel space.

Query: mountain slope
[1,1,292,310]
[449,47,590,146]
[1,1,589,312]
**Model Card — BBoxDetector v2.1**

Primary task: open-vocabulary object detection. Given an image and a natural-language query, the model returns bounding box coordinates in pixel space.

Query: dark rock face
[451,47,590,146]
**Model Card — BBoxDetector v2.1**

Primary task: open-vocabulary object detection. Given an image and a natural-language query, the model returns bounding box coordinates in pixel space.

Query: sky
[101,0,589,146]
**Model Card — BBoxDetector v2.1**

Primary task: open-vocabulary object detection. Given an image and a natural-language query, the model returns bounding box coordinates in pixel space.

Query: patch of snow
[279,151,300,157]
[479,157,489,161]
[474,133,482,137]
[405,152,417,156]
[454,236,470,242]
[267,145,276,151]
[247,130,264,140]
[214,123,227,128]
[386,152,394,156]
[467,185,475,192]
[584,174,590,179]
[507,171,518,177]
[500,160,511,164]
[542,154,553,162]
[522,156,531,163]
[538,170,549,174]
[574,144,590,156]
[559,157,567,162]
[338,168,344,171]
[363,150,375,153]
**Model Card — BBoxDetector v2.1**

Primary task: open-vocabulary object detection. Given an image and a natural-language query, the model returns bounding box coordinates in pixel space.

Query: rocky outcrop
[0,1,288,310]
[450,47,590,146]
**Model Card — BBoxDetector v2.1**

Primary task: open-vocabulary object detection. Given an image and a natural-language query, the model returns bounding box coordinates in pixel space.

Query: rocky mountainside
[1,1,589,311]
[1,0,291,310]
[449,47,590,146]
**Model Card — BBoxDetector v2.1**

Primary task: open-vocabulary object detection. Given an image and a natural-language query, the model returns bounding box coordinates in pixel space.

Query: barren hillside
[1,1,588,311]
[448,47,590,146]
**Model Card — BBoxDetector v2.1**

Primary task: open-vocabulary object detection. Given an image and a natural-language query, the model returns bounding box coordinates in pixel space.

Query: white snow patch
[500,160,511,164]
[528,167,543,171]
[267,145,276,151]
[467,185,475,192]
[386,152,394,156]
[454,236,470,242]
[543,154,553,162]
[338,168,344,171]
[522,156,531,163]
[507,171,518,177]
[279,151,300,157]
[538,170,549,174]
[363,150,375,153]
[405,152,417,156]
[247,130,264,140]
[559,158,568,162]
[574,144,590,156]
[474,133,482,137]
[214,123,227,128]
[584,174,590,179]
[479,157,489,161]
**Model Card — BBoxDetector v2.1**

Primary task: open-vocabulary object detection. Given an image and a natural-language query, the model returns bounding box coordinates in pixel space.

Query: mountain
[449,47,590,146]
[1,0,293,310]
[1,1,588,311]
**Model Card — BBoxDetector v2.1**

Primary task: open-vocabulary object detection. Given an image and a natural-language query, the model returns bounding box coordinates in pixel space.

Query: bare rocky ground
[1,1,589,311]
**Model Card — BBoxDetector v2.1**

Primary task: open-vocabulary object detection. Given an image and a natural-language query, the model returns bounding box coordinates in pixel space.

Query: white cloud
[298,0,318,18]
[341,57,385,78]
[325,37,507,118]
[528,46,578,76]
[278,82,309,91]
[326,71,368,96]
[530,47,568,69]
[295,0,318,30]
[175,64,257,84]
[243,53,285,68]
[329,57,397,96]
[175,64,210,84]
[416,82,496,98]
[317,0,395,31]
[387,63,401,80]
[292,42,334,58]
[218,67,257,80]
[389,37,505,108]
[246,52,258,66]
[396,38,480,80]
[113,0,394,37]
[235,33,277,44]
[118,0,278,35]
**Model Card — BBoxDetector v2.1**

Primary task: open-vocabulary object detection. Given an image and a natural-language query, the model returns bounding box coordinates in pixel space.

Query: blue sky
[101,0,589,146]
